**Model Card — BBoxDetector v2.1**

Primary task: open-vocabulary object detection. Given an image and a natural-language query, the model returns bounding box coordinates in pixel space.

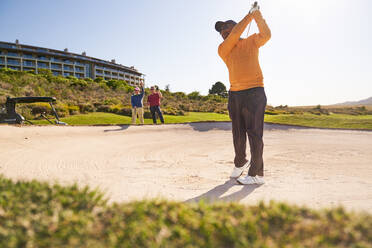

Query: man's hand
[140,82,144,88]
[252,9,263,19]
[249,2,260,14]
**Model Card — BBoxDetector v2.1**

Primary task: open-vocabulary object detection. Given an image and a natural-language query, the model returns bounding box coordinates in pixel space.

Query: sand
[0,123,371,212]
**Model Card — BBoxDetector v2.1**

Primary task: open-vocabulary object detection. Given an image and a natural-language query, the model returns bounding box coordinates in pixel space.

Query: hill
[335,96,372,106]
[0,68,228,119]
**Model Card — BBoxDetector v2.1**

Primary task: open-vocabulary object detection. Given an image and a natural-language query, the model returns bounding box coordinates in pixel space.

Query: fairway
[30,112,372,130]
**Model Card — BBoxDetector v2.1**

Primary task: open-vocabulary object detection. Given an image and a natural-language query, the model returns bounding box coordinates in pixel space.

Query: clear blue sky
[1,0,371,106]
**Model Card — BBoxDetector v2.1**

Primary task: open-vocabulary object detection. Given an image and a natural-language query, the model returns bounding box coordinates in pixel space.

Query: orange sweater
[218,11,271,91]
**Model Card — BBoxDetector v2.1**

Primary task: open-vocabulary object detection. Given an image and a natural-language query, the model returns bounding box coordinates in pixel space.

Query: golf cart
[0,96,67,125]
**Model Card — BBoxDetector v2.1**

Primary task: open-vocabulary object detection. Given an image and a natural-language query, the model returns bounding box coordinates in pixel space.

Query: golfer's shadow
[104,125,130,132]
[185,179,260,203]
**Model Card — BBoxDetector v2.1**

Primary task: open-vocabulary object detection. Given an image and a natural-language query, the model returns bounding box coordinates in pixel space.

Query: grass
[264,113,372,130]
[29,112,372,130]
[0,175,371,248]
[30,112,231,125]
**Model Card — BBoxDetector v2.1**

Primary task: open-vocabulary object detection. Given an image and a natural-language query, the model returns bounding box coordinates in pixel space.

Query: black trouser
[228,87,267,177]
[150,105,164,124]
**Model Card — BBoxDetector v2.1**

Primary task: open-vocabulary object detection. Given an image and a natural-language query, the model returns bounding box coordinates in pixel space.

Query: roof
[6,96,57,104]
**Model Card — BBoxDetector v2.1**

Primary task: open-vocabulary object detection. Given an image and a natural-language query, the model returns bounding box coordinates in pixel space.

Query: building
[0,40,144,86]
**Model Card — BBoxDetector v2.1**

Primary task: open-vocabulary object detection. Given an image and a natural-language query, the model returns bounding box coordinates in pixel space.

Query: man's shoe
[237,175,265,185]
[254,176,265,185]
[230,162,250,178]
[237,175,257,185]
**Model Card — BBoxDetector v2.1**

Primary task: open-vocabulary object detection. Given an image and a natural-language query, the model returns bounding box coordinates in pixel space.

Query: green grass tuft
[0,175,371,247]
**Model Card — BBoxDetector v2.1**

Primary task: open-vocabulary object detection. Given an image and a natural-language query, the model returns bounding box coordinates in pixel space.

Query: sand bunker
[0,123,371,212]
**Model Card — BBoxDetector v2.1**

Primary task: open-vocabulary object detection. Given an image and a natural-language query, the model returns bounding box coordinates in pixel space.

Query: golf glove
[249,3,260,14]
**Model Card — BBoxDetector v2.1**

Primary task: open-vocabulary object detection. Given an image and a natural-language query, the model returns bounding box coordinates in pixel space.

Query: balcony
[52,71,62,76]
[7,59,21,66]
[75,68,84,73]
[0,58,4,64]
[23,61,36,67]
[75,73,84,78]
[23,54,35,59]
[37,61,49,68]
[64,60,73,65]
[75,61,85,66]
[7,52,20,57]
[0,43,16,49]
[51,64,62,70]
[21,47,36,52]
[63,66,73,71]
[51,57,63,63]
[38,56,49,61]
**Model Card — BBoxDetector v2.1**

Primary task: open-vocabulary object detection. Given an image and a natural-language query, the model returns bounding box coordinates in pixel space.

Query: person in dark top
[130,82,145,125]
[147,85,164,124]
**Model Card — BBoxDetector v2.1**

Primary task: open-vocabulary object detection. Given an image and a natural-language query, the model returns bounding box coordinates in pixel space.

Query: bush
[29,102,51,115]
[0,175,371,248]
[118,107,132,117]
[67,105,80,115]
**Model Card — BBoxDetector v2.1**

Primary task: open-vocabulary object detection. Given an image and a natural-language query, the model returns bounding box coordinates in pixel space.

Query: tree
[209,82,227,98]
[165,84,170,92]
[188,91,201,100]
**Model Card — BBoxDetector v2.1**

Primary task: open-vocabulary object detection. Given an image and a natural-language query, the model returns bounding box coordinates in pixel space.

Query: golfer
[215,6,271,184]
[131,82,145,125]
[147,85,164,124]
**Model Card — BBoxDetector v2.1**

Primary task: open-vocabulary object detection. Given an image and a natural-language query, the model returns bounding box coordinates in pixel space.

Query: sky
[1,0,371,106]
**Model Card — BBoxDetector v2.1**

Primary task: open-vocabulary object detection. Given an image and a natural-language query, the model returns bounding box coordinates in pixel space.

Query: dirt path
[1,123,371,212]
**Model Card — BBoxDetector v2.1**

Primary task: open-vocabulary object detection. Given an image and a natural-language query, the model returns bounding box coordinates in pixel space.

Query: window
[53,71,62,76]
[7,52,19,57]
[51,63,62,70]
[63,65,73,71]
[0,43,16,49]
[23,61,35,67]
[22,47,35,52]
[64,72,71,76]
[0,58,4,64]
[38,56,49,61]
[7,58,21,65]
[23,54,34,59]
[37,61,49,68]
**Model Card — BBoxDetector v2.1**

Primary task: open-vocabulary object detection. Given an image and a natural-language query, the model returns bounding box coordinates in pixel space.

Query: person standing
[131,82,145,125]
[147,85,164,124]
[215,5,271,185]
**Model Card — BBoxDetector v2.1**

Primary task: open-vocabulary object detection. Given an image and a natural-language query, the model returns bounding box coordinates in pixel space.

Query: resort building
[0,40,144,86]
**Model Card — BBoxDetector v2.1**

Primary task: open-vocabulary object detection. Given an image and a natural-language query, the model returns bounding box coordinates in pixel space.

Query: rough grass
[264,113,372,130]
[0,176,371,248]
[29,112,372,130]
[30,112,231,125]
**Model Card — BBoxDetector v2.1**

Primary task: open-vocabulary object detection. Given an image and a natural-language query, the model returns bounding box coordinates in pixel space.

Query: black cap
[215,20,237,32]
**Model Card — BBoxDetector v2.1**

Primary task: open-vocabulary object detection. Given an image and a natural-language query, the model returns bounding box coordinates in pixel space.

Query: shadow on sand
[188,122,310,132]
[185,179,261,203]
[103,125,130,132]
[188,122,232,132]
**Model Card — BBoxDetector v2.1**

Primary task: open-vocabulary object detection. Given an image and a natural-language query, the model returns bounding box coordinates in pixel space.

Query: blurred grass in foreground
[0,175,371,248]
[30,112,372,130]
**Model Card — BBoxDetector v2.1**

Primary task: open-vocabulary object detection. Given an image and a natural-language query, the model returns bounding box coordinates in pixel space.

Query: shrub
[29,102,51,115]
[67,105,80,115]
[188,91,201,100]
[0,175,371,248]
[118,107,132,117]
